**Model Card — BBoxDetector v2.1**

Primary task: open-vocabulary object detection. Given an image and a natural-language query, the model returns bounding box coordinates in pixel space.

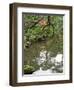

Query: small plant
[24,65,35,74]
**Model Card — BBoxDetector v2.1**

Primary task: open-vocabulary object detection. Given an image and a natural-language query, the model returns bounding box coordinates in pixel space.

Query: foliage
[23,14,63,73]
[24,14,63,49]
[24,65,35,74]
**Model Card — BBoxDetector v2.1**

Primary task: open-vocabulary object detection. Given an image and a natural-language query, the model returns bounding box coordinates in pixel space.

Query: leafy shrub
[24,65,35,74]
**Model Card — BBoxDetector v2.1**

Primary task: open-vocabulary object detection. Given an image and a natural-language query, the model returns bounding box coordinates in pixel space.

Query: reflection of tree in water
[34,46,63,73]
[24,37,63,74]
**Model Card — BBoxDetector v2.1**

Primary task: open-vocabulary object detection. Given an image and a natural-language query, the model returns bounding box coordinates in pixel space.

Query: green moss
[24,65,35,74]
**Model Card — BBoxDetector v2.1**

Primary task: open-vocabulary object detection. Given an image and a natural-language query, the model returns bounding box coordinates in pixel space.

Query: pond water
[24,37,63,75]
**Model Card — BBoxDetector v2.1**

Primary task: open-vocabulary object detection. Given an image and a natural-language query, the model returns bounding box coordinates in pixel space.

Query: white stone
[55,54,63,62]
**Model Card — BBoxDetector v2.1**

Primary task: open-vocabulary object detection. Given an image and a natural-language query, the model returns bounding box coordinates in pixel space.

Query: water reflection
[24,38,63,75]
[33,49,63,75]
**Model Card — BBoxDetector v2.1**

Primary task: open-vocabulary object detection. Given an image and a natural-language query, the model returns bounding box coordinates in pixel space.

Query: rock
[25,41,32,48]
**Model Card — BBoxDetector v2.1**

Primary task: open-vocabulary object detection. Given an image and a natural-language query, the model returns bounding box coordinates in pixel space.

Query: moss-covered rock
[24,65,35,74]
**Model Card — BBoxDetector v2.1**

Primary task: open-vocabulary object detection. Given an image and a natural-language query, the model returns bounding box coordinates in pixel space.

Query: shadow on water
[24,36,63,75]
